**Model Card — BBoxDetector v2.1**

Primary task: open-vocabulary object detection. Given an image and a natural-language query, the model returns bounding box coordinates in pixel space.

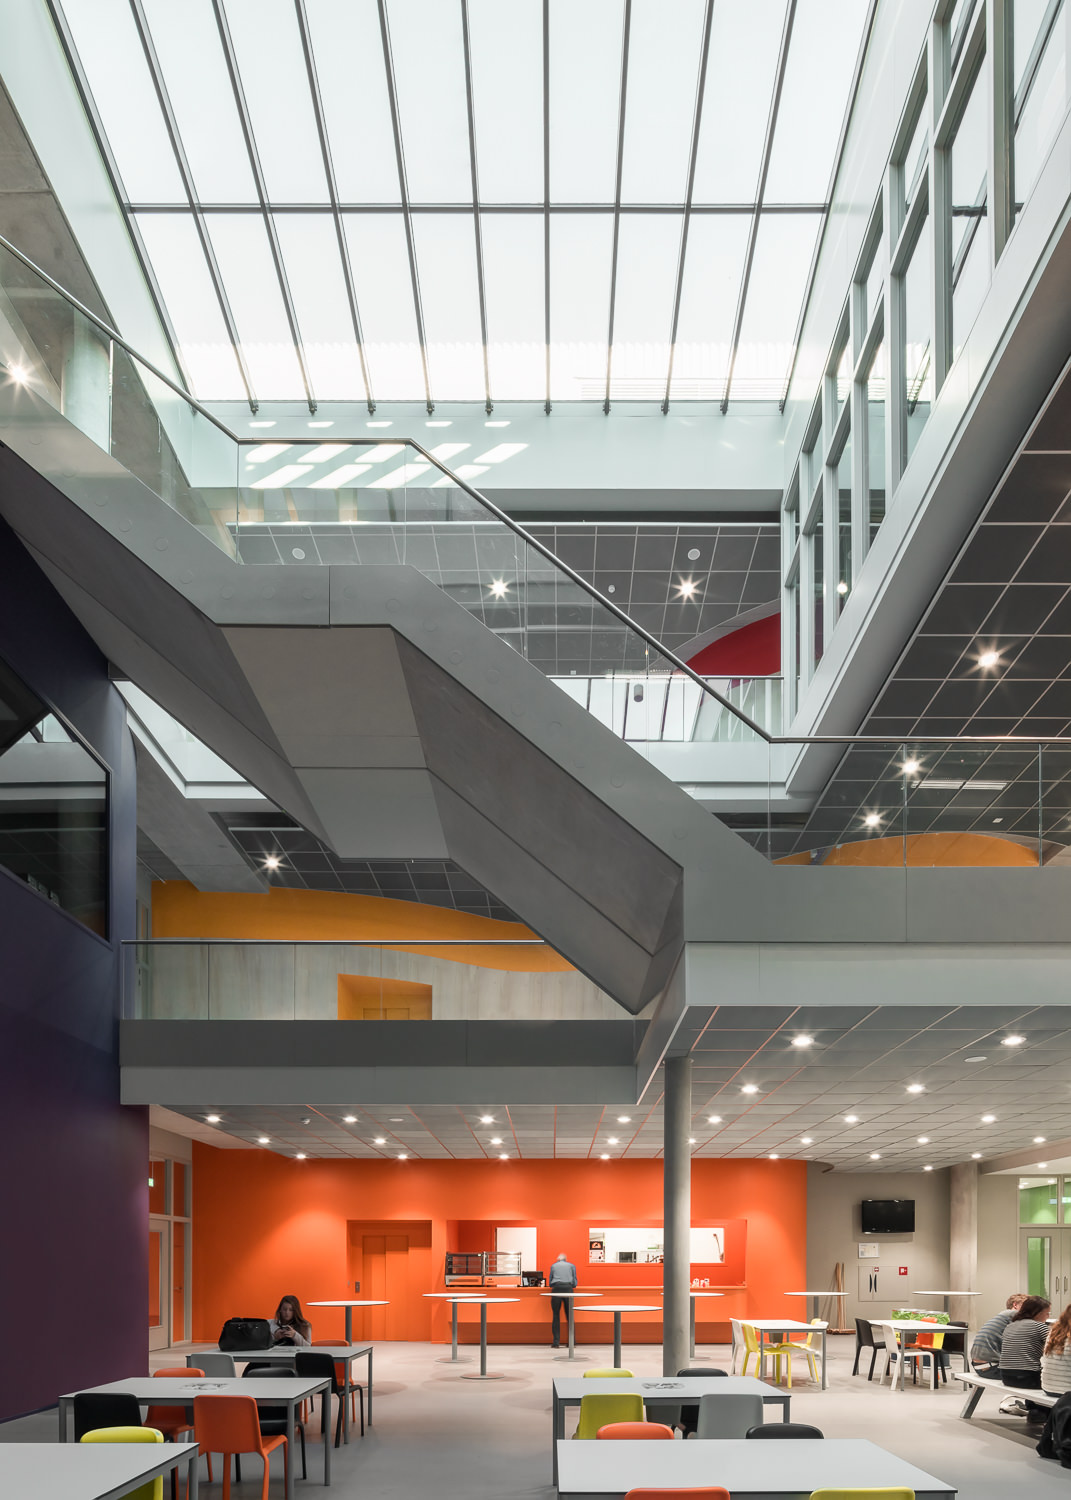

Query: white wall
[977,1173,1022,1315]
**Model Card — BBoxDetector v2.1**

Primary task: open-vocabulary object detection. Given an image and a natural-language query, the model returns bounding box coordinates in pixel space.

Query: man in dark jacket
[549,1252,578,1349]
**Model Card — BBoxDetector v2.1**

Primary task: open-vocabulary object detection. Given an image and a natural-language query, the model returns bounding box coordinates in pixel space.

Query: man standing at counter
[549,1251,578,1348]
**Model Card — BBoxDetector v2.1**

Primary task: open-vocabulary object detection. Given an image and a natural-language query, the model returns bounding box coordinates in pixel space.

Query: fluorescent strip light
[248,420,276,429]
[429,443,471,461]
[921,777,1007,791]
[360,444,405,464]
[245,443,292,465]
[473,443,527,464]
[308,463,373,489]
[432,465,489,487]
[302,444,350,465]
[249,463,314,489]
[367,462,432,488]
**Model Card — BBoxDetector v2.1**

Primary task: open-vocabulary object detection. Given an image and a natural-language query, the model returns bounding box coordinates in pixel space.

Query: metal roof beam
[460,0,493,415]
[603,0,632,416]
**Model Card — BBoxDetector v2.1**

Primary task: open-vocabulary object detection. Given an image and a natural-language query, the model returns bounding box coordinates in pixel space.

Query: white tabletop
[784,1290,847,1296]
[572,1304,662,1313]
[874,1319,953,1332]
[221,1342,371,1359]
[745,1319,827,1331]
[689,1290,724,1297]
[554,1375,781,1402]
[0,1444,192,1500]
[555,1437,956,1498]
[912,1290,979,1295]
[423,1291,485,1298]
[61,1376,326,1403]
[445,1296,519,1304]
[540,1291,603,1298]
[307,1299,388,1307]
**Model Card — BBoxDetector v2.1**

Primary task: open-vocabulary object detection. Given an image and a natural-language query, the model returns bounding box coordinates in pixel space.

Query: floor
[2,1335,1069,1497]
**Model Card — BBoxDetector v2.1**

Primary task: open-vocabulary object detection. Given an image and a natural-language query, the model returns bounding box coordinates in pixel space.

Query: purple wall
[0,520,145,1421]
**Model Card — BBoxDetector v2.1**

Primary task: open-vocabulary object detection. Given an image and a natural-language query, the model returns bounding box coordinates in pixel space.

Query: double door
[1020,1225,1071,1305]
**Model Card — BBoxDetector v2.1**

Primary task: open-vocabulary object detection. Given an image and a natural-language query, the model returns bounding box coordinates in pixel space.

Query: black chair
[852,1317,880,1380]
[938,1321,969,1379]
[243,1365,307,1480]
[675,1365,727,1437]
[295,1351,364,1446]
[73,1393,144,1442]
[746,1421,824,1439]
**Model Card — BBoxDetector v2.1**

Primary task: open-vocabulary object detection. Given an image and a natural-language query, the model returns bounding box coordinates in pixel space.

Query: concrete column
[61,319,111,450]
[663,1054,692,1376]
[949,1161,978,1326]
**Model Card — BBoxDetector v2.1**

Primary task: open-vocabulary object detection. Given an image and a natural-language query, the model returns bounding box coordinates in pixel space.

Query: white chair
[694,1391,765,1439]
[729,1319,744,1374]
[878,1324,937,1391]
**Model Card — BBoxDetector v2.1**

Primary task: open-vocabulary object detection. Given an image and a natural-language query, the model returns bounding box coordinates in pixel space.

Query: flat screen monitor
[861,1198,915,1234]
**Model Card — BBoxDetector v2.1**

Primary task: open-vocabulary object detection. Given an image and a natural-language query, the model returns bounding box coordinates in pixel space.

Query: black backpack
[219,1316,272,1351]
[1037,1392,1071,1465]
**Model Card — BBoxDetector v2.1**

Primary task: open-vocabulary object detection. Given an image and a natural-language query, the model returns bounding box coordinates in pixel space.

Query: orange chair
[597,1421,675,1439]
[624,1490,731,1499]
[147,1369,213,1490]
[193,1395,287,1500]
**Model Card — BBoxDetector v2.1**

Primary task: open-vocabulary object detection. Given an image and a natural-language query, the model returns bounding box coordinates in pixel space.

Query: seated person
[1042,1305,1071,1398]
[269,1294,312,1347]
[999,1295,1052,1419]
[971,1292,1026,1374]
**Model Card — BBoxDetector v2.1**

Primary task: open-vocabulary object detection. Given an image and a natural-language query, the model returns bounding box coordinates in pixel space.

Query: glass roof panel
[549,0,625,203]
[61,0,184,202]
[134,213,248,398]
[764,0,869,204]
[481,214,546,399]
[387,0,472,202]
[732,211,823,398]
[273,215,367,400]
[609,214,682,399]
[468,0,544,204]
[304,0,400,203]
[223,0,328,203]
[343,213,425,398]
[141,0,257,202]
[412,214,485,399]
[691,0,787,203]
[204,215,305,395]
[620,0,706,204]
[549,214,614,400]
[670,214,752,401]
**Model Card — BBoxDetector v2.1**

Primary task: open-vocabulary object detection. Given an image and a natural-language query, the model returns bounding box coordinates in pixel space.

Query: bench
[955,1371,1060,1419]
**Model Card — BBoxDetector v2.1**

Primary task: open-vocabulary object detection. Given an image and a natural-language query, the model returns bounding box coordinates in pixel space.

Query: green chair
[584,1367,635,1379]
[809,1489,915,1499]
[80,1426,165,1500]
[574,1392,644,1439]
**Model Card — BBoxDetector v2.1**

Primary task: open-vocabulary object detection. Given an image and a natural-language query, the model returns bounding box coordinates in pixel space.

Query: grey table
[454,1296,520,1380]
[59,1376,329,1500]
[555,1436,957,1499]
[688,1290,725,1357]
[570,1304,662,1369]
[551,1375,790,1484]
[218,1341,373,1438]
[540,1290,603,1360]
[307,1299,388,1345]
[1,1441,199,1500]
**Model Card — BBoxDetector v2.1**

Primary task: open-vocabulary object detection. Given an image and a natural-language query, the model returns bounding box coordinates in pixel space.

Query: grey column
[949,1161,978,1327]
[663,1054,692,1376]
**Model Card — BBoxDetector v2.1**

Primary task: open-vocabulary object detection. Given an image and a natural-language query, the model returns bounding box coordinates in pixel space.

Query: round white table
[422,1292,486,1363]
[307,1299,389,1344]
[784,1290,848,1323]
[539,1290,602,1360]
[912,1290,980,1313]
[456,1296,521,1380]
[687,1290,725,1356]
[572,1304,662,1369]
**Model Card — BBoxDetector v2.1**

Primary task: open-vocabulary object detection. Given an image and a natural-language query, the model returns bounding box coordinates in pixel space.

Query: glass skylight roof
[53,0,870,410]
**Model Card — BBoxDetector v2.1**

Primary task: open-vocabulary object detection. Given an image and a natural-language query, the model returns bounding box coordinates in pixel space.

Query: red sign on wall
[899,1266,908,1275]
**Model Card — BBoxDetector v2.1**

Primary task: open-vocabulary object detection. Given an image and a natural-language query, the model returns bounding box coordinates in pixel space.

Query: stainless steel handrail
[121,938,548,946]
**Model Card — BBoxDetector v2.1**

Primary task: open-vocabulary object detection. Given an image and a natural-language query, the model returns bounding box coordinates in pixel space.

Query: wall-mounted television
[861,1199,915,1234]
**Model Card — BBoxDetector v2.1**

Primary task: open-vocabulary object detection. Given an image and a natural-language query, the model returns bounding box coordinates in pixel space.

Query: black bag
[1036,1392,1071,1464]
[219,1316,273,1351]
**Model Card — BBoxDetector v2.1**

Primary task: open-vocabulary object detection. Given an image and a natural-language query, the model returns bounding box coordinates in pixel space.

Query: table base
[461,1370,507,1379]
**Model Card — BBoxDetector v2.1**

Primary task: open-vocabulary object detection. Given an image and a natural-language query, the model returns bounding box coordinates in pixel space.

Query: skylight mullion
[460,0,493,415]
[210,0,318,413]
[603,0,633,415]
[376,0,434,413]
[720,0,797,413]
[543,0,551,414]
[293,0,374,414]
[662,0,715,415]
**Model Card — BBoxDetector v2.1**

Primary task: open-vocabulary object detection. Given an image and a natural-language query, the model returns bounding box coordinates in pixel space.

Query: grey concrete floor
[2,1334,1069,1497]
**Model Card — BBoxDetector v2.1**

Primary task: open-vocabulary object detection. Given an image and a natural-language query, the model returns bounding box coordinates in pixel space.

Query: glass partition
[1020,1176,1059,1224]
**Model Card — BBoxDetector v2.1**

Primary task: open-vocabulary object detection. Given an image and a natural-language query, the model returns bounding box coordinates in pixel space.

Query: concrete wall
[977,1173,1023,1315]
[806,1163,951,1327]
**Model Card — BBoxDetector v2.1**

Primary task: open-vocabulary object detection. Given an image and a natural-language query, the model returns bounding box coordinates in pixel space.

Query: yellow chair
[810,1490,915,1499]
[573,1392,644,1439]
[80,1426,165,1500]
[771,1318,822,1389]
[740,1322,793,1380]
[584,1367,635,1378]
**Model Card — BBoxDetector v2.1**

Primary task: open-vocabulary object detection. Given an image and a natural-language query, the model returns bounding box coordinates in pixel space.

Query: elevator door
[362,1234,409,1340]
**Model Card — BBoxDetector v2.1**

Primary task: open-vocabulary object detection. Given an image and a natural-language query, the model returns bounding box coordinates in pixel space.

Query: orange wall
[152,883,573,972]
[192,1148,807,1345]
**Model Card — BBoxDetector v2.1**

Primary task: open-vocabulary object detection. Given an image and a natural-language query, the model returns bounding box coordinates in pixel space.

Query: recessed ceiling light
[343,1116,357,1124]
[993,817,1003,823]
[769,1153,780,1160]
[687,548,701,561]
[902,758,922,776]
[1035,1137,1047,1144]
[924,1164,933,1172]
[676,577,699,600]
[485,419,510,427]
[1002,1036,1025,1047]
[617,1115,632,1123]
[978,649,1001,668]
[9,364,28,383]
[389,1118,405,1122]
[870,1153,881,1160]
[741,1084,759,1095]
[971,1152,982,1160]
[397,1153,408,1160]
[206,1114,221,1123]
[791,1035,814,1048]
[480,1115,495,1124]
[600,1153,610,1160]
[367,420,392,428]
[425,420,452,427]
[607,1137,619,1145]
[499,1153,509,1160]
[836,580,848,594]
[296,1153,307,1160]
[907,1084,925,1094]
[257,1136,270,1144]
[917,1136,929,1144]
[965,1056,987,1063]
[248,419,276,428]
[688,1137,697,1144]
[301,1117,311,1125]
[307,420,333,428]
[374,1137,386,1145]
[844,1114,859,1124]
[1039,1161,1049,1169]
[264,855,281,870]
[708,1115,722,1125]
[863,813,882,828]
[489,1137,503,1146]
[981,1114,996,1123]
[801,1137,813,1145]
[488,578,509,598]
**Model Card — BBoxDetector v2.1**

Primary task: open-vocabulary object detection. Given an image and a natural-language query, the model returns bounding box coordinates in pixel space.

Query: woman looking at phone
[269,1294,312,1347]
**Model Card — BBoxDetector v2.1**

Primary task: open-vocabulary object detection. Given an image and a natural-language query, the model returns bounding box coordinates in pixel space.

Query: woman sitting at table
[1042,1304,1071,1397]
[269,1294,312,1347]
[999,1295,1051,1419]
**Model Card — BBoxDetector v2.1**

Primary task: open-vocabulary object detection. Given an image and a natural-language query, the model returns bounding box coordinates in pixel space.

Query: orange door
[362,1234,409,1339]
